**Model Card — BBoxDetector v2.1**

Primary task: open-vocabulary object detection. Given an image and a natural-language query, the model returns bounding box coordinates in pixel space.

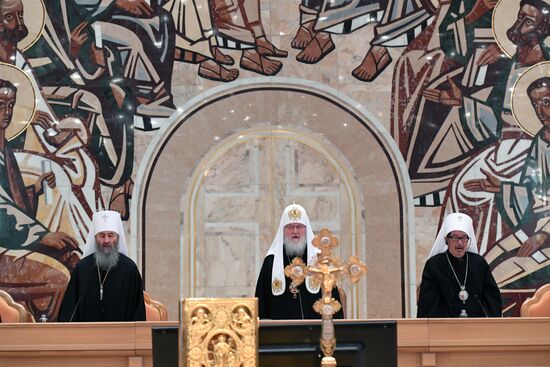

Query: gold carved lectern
[179,229,366,367]
[180,298,258,367]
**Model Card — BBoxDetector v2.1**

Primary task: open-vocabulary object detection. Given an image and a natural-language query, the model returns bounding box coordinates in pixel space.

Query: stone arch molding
[132,78,415,318]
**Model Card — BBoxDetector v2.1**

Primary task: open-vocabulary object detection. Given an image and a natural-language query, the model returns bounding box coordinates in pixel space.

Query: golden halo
[511,61,550,137]
[493,0,550,58]
[493,0,520,58]
[20,0,46,51]
[0,62,36,141]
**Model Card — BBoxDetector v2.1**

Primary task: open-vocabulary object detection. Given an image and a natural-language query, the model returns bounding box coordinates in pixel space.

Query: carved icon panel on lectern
[180,298,258,367]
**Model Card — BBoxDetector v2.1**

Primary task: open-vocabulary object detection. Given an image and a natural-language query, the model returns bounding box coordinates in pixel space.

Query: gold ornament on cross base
[285,228,368,367]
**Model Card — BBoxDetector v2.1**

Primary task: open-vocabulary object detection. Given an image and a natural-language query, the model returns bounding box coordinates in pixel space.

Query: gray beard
[283,235,307,258]
[94,243,120,270]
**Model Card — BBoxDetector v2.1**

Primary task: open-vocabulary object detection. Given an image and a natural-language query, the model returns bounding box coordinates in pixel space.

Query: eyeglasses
[447,235,469,243]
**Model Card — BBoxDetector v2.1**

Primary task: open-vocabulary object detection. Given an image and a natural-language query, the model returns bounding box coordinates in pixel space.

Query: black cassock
[417,250,502,318]
[58,254,146,322]
[255,247,345,320]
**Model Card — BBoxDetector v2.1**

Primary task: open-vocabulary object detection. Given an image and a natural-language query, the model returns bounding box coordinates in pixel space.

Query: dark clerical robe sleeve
[417,255,446,318]
[480,259,502,317]
[58,254,146,322]
[255,254,274,319]
[57,263,82,322]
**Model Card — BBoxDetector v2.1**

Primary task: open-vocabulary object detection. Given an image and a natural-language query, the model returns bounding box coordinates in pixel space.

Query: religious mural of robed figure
[479,66,550,315]
[389,0,550,316]
[0,67,83,321]
[435,0,550,315]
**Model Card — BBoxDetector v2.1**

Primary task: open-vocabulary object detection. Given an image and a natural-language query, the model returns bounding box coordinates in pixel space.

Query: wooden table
[1,318,550,367]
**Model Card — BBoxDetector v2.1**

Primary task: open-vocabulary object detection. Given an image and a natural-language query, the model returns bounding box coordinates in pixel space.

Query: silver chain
[445,251,468,291]
[96,262,112,301]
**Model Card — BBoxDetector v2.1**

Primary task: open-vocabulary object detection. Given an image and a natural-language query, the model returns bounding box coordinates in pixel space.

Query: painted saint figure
[474,75,550,315]
[443,0,550,256]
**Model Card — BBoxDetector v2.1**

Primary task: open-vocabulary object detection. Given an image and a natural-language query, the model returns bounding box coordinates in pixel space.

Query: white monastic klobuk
[428,212,479,258]
[82,210,129,257]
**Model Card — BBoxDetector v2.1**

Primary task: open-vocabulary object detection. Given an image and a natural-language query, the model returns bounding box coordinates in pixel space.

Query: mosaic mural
[0,0,549,319]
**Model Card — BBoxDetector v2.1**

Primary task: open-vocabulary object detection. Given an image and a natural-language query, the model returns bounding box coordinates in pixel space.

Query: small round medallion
[459,289,469,302]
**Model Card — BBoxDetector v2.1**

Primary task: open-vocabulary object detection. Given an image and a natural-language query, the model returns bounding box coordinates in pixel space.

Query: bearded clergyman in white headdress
[417,213,501,318]
[254,204,344,319]
[57,211,145,321]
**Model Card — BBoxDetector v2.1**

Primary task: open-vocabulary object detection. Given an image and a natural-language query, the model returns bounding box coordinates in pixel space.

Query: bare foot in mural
[240,50,282,76]
[352,45,392,82]
[212,46,235,66]
[198,60,239,82]
[109,179,134,221]
[174,48,207,64]
[135,82,171,107]
[296,32,335,64]
[291,21,314,50]
[136,84,175,117]
[256,36,288,58]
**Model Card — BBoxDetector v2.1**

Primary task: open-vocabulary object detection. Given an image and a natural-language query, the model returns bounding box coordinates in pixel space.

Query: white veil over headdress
[428,212,478,258]
[82,211,129,257]
[266,204,320,296]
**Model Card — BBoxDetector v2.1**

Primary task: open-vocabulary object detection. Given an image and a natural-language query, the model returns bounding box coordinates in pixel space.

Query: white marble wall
[193,137,348,303]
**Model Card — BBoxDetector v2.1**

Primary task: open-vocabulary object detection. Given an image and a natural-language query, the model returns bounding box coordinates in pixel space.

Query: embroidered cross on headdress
[288,207,302,221]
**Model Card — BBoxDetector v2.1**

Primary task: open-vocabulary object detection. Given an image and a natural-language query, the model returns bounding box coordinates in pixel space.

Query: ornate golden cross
[284,228,367,367]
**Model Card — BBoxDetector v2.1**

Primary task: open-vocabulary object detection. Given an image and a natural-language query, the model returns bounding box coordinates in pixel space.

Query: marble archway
[132,79,414,319]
